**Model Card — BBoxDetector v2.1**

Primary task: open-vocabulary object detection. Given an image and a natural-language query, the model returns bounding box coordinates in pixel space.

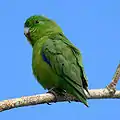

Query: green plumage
[24,15,89,106]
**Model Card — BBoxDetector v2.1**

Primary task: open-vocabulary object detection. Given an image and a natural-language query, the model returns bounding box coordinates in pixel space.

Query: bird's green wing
[59,33,89,93]
[41,33,88,106]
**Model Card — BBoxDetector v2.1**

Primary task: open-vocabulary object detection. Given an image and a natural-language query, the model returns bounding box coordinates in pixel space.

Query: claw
[68,101,71,103]
[47,88,58,103]
[47,88,71,103]
[47,103,52,105]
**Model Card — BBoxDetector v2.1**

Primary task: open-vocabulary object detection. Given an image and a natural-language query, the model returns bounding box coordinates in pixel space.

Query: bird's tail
[65,77,88,107]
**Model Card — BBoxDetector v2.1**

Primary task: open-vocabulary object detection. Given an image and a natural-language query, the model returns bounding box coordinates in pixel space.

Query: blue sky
[0,0,120,119]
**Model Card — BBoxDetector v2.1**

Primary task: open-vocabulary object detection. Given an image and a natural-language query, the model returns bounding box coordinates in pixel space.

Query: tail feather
[64,77,88,107]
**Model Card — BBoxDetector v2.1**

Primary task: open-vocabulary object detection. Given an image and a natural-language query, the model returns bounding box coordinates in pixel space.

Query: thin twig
[106,64,120,94]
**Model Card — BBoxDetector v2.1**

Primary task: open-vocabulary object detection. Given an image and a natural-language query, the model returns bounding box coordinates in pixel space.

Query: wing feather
[41,33,88,106]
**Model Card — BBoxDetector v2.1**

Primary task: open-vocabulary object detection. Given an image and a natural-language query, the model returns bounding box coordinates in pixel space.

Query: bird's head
[24,15,62,46]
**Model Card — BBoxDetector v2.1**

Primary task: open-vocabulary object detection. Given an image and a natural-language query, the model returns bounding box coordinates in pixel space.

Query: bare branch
[0,89,120,112]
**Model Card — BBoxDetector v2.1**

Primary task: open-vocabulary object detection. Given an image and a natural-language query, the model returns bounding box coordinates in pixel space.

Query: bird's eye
[35,20,39,24]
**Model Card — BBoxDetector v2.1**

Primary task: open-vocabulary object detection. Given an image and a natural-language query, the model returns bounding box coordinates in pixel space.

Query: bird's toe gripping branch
[46,88,58,104]
[47,88,66,103]
[106,64,120,95]
[47,88,72,103]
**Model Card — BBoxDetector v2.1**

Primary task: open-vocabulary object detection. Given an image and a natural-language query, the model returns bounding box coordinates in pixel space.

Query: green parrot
[24,15,89,106]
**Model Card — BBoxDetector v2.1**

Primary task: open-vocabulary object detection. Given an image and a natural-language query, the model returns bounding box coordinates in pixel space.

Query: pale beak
[24,27,29,35]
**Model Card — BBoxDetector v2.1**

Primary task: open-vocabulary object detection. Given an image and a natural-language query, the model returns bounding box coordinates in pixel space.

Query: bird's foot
[47,88,67,103]
[47,88,72,104]
[47,88,59,103]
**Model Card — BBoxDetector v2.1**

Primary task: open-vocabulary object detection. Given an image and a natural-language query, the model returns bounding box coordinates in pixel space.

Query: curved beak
[24,27,29,36]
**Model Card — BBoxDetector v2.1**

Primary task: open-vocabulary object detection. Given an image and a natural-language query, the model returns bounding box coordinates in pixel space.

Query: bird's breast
[32,43,59,89]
